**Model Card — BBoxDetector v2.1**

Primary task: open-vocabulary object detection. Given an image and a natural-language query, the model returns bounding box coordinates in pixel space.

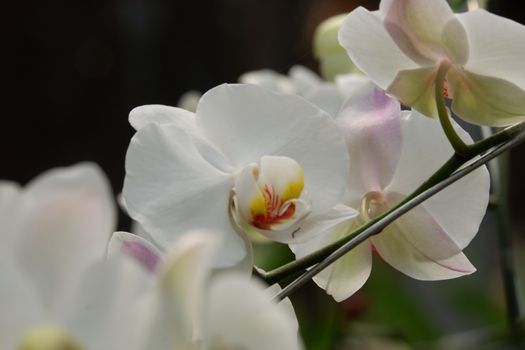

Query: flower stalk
[273,125,525,301]
[435,62,470,157]
[260,120,525,286]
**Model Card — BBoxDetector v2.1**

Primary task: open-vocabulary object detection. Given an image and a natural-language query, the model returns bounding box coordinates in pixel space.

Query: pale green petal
[449,69,525,126]
[386,66,438,118]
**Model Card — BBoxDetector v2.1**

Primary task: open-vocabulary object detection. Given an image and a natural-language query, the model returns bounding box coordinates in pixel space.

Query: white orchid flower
[123,83,356,269]
[292,84,490,302]
[109,231,304,350]
[339,0,525,126]
[0,163,151,350]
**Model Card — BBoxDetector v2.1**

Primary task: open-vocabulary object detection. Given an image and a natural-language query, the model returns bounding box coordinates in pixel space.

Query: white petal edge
[338,7,419,89]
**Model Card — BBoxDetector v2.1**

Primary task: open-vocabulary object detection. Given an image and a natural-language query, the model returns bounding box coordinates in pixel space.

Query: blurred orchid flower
[339,0,525,126]
[240,65,369,118]
[109,231,304,350]
[292,84,490,301]
[0,163,151,350]
[123,84,356,269]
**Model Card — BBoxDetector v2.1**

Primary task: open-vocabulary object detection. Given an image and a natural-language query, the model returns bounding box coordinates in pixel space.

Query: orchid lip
[232,155,312,235]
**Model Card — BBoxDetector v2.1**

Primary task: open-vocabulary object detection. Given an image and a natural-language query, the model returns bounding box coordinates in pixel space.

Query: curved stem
[275,128,525,301]
[261,121,525,285]
[435,62,470,157]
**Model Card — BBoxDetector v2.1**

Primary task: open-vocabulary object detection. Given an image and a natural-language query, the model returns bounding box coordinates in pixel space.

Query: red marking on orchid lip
[251,184,296,230]
[443,79,449,98]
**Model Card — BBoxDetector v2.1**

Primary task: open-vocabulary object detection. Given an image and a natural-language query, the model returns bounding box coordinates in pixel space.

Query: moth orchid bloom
[0,164,151,350]
[240,65,369,118]
[291,84,490,302]
[109,231,304,350]
[339,0,525,126]
[123,84,356,269]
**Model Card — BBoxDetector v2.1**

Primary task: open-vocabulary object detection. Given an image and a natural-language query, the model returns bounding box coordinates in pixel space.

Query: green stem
[261,121,525,285]
[435,62,470,157]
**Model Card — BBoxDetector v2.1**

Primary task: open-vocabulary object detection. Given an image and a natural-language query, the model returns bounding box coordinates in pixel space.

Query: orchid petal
[205,274,303,350]
[0,258,42,349]
[387,66,438,118]
[335,83,402,200]
[291,219,372,301]
[239,70,295,94]
[334,74,370,101]
[386,111,489,249]
[448,69,525,126]
[15,163,116,310]
[124,122,250,268]
[288,65,323,95]
[371,195,475,280]
[129,104,195,130]
[381,0,468,65]
[107,231,162,273]
[459,9,525,92]
[303,84,343,118]
[62,257,153,350]
[0,181,22,250]
[196,84,349,216]
[339,7,419,89]
[159,231,221,345]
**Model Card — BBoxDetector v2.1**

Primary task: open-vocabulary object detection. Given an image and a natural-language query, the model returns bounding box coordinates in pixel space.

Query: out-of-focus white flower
[0,163,151,350]
[123,84,356,269]
[240,65,369,118]
[109,231,304,350]
[292,84,490,302]
[339,0,525,126]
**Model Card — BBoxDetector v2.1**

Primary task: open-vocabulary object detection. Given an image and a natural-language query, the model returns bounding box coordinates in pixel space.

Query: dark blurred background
[1,0,524,348]
[0,0,375,190]
[1,0,523,206]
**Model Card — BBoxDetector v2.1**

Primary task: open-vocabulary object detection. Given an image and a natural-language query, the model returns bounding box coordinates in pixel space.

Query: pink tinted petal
[108,232,162,273]
[371,192,475,280]
[335,83,401,200]
[382,0,468,64]
[386,111,489,250]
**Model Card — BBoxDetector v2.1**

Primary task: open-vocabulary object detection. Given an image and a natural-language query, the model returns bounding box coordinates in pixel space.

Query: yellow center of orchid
[233,155,310,232]
[249,167,304,230]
